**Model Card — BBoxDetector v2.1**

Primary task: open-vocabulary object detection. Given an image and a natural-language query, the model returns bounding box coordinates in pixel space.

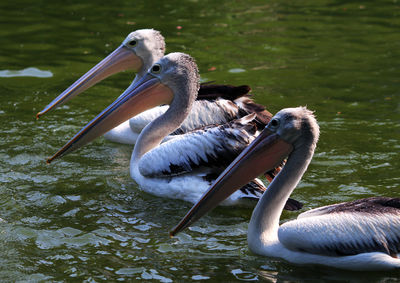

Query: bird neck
[131,87,194,165]
[248,138,316,252]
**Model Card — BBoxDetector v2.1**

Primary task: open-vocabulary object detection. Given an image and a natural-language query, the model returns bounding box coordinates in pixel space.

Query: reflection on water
[0,68,53,78]
[0,0,399,281]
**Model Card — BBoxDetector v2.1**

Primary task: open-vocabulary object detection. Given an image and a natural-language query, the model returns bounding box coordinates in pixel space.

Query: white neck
[130,87,192,166]
[248,138,316,254]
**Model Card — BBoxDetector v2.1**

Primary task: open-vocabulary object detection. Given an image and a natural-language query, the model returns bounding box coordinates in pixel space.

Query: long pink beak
[46,73,173,163]
[170,128,293,236]
[36,45,142,119]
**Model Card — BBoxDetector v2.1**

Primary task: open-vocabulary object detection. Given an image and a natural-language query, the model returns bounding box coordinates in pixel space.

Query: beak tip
[36,112,42,120]
[169,227,177,237]
[170,222,186,237]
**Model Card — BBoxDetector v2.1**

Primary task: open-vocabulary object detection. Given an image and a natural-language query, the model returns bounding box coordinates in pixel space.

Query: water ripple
[0,67,53,78]
[0,0,399,281]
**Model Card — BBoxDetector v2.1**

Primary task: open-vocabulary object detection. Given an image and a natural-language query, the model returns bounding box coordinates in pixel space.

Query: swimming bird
[171,107,400,271]
[36,29,264,145]
[46,53,301,209]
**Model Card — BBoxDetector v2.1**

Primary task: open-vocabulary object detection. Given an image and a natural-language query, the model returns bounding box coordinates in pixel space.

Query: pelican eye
[270,119,280,128]
[129,39,137,46]
[151,64,162,74]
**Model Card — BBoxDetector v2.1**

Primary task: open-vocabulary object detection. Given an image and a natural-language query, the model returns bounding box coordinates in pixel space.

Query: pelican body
[171,107,400,271]
[46,53,301,209]
[36,29,266,145]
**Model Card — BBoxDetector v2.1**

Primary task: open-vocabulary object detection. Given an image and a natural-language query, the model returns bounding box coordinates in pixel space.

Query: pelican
[171,107,400,271]
[36,29,264,145]
[46,53,301,209]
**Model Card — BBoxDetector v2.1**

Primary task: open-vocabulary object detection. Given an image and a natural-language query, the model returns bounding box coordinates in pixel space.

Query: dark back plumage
[319,197,400,215]
[197,83,251,101]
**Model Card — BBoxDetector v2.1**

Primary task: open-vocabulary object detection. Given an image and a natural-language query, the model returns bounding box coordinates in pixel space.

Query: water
[1,0,399,281]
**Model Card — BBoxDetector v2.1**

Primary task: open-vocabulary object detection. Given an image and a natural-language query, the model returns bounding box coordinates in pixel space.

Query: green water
[1,0,399,281]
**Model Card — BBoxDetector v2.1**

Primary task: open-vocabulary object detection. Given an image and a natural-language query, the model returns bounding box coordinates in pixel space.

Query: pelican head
[268,107,319,149]
[47,52,199,163]
[170,107,319,236]
[122,29,166,76]
[36,29,166,118]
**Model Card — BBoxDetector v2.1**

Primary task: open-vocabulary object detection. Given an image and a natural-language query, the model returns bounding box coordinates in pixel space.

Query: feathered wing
[279,197,400,257]
[136,112,302,210]
[170,95,272,136]
[138,113,259,177]
[171,98,242,135]
[129,88,271,136]
[297,197,400,219]
[128,98,244,137]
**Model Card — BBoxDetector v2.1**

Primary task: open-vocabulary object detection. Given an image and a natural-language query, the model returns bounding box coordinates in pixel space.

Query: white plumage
[48,53,302,210]
[171,107,400,271]
[130,165,264,205]
[138,114,258,177]
[279,210,400,257]
[47,53,291,207]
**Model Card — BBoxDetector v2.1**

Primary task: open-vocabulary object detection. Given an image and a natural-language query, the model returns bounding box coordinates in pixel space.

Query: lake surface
[0,0,399,281]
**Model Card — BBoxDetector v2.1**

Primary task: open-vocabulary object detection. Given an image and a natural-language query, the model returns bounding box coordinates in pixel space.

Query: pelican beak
[46,73,173,163]
[36,45,142,119]
[170,128,293,237]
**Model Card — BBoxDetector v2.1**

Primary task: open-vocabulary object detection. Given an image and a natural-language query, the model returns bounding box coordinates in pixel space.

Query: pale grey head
[266,107,320,150]
[122,29,166,73]
[148,52,200,111]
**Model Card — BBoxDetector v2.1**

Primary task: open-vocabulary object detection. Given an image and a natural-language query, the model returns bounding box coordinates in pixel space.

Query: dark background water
[0,0,399,281]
